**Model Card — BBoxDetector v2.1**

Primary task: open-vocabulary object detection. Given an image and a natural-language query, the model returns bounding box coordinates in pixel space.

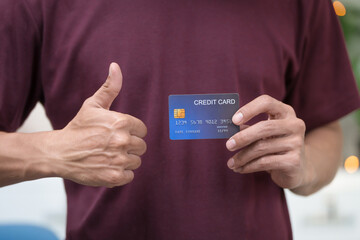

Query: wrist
[290,146,318,196]
[11,131,59,181]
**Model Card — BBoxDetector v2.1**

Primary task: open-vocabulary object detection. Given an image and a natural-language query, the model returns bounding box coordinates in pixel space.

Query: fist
[53,63,147,188]
[226,95,306,189]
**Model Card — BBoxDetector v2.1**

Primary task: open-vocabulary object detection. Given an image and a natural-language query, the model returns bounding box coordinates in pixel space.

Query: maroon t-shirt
[1,0,360,239]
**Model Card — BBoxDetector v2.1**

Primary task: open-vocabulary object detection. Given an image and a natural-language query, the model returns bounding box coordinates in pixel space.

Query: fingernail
[109,63,114,78]
[226,139,236,150]
[227,158,235,169]
[233,112,243,124]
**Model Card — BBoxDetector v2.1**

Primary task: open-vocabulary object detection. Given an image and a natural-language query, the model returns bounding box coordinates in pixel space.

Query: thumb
[91,62,123,109]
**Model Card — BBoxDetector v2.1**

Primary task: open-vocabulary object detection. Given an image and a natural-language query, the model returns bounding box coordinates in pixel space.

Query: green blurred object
[339,0,360,125]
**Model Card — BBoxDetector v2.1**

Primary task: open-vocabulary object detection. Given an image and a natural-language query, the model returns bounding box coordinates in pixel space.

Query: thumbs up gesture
[53,63,147,187]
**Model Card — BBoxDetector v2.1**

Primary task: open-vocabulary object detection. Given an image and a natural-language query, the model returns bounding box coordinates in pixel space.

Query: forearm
[0,131,56,187]
[291,121,342,196]
[0,63,146,188]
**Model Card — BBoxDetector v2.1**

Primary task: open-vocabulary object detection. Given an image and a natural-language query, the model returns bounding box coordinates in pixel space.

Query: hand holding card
[226,95,308,190]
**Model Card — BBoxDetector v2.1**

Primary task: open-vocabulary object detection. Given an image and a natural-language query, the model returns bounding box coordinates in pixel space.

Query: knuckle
[259,156,274,169]
[114,115,131,129]
[123,171,135,183]
[285,136,302,150]
[258,161,267,170]
[232,153,242,166]
[101,79,120,96]
[289,119,306,135]
[107,135,121,149]
[116,134,132,147]
[293,136,304,148]
[260,94,271,101]
[274,158,282,169]
[134,118,148,138]
[255,139,268,153]
[241,132,253,145]
[283,139,295,151]
[107,170,123,185]
[122,134,132,145]
[255,139,265,149]
[261,120,275,135]
[296,119,306,133]
[132,157,142,169]
[140,140,147,155]
[105,84,120,97]
[261,94,273,105]
[111,155,127,167]
[141,122,148,137]
[129,138,147,155]
[258,156,270,169]
[289,151,301,165]
[284,104,295,115]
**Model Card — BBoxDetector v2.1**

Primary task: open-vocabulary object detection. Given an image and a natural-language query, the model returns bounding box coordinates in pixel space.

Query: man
[0,0,359,239]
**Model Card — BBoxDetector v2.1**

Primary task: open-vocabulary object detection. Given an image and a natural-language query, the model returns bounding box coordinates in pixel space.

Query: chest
[40,0,299,128]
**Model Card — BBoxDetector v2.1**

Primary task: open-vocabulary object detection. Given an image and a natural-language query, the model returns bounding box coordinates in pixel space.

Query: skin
[226,95,342,196]
[0,63,147,188]
[0,64,342,196]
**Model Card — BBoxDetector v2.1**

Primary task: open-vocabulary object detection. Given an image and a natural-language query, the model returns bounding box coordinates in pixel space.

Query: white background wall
[0,103,359,240]
[0,104,66,239]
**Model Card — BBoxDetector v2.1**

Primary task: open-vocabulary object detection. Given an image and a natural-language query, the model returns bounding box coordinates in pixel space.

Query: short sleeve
[0,0,42,132]
[284,0,360,131]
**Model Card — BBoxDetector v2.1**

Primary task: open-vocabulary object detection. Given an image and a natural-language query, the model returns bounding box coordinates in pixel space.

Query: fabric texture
[0,0,359,239]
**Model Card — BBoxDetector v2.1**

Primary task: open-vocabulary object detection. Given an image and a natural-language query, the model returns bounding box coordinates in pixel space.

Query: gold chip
[174,109,185,118]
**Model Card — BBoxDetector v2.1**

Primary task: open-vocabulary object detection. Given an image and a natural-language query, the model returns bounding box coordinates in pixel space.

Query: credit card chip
[174,109,185,118]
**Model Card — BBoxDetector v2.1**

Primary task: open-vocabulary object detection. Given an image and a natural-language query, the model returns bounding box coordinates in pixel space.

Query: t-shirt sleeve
[284,0,360,132]
[0,0,42,132]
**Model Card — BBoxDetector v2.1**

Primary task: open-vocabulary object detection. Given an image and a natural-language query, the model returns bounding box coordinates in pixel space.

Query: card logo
[174,109,185,118]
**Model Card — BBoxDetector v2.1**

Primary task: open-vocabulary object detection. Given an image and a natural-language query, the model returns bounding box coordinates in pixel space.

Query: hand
[51,63,147,188]
[226,95,309,189]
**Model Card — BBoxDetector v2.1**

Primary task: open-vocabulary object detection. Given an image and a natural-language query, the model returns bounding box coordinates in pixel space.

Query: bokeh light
[333,1,346,16]
[344,155,359,174]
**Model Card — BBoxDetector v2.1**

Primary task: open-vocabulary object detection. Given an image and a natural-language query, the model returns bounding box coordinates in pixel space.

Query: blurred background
[0,1,359,239]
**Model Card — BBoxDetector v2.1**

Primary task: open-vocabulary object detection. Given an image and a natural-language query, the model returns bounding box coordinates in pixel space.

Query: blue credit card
[169,93,240,140]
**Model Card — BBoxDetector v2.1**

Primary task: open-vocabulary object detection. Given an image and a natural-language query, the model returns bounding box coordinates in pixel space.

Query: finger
[124,154,142,170]
[121,170,135,184]
[110,169,135,186]
[232,95,296,125]
[233,153,290,174]
[110,113,147,138]
[91,62,123,109]
[104,168,134,187]
[123,114,147,138]
[127,136,147,156]
[239,124,250,131]
[228,136,294,169]
[226,119,293,151]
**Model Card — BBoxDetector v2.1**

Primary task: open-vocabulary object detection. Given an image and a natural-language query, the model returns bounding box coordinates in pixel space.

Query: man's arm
[0,63,147,188]
[226,95,343,196]
[0,131,59,187]
[291,121,342,195]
